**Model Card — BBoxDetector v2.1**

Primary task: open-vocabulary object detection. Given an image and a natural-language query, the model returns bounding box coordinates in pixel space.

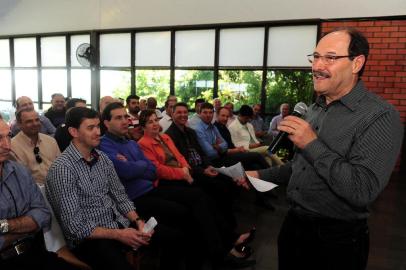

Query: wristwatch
[0,219,9,234]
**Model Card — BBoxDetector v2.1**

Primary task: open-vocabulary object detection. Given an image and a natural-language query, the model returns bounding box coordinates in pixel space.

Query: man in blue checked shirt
[46,107,152,270]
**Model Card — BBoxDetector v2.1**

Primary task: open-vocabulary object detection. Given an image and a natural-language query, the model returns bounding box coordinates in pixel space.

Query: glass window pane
[0,70,12,100]
[100,33,131,67]
[219,28,264,67]
[100,70,131,99]
[14,38,37,67]
[218,70,262,111]
[0,39,10,67]
[175,70,214,108]
[71,69,91,102]
[15,69,38,101]
[136,70,170,106]
[266,70,313,113]
[42,70,67,102]
[135,32,171,67]
[175,30,215,67]
[268,25,317,67]
[71,35,90,67]
[41,36,66,66]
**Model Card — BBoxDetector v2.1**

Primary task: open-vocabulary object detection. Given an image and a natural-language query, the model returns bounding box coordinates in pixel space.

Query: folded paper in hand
[213,162,278,192]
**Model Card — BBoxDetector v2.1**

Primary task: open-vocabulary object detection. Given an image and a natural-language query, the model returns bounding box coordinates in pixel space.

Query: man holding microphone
[247,27,403,270]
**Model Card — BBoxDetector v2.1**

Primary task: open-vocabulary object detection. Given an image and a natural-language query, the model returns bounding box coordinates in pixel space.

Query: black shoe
[255,197,276,211]
[222,254,256,269]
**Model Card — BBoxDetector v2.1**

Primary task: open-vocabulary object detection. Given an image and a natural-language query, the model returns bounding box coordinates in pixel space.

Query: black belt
[0,237,35,260]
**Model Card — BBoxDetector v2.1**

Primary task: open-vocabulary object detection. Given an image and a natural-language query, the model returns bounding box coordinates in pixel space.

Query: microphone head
[293,102,308,116]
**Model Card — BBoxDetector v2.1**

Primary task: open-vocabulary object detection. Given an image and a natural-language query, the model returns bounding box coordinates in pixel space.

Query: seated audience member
[224,102,237,126]
[165,102,246,228]
[212,98,222,123]
[194,103,269,169]
[126,94,140,124]
[188,98,205,129]
[139,98,147,111]
[54,98,87,152]
[268,103,290,138]
[228,105,283,166]
[46,107,152,270]
[10,108,60,184]
[268,103,294,159]
[251,104,269,141]
[45,93,66,128]
[0,119,79,270]
[99,96,117,114]
[161,95,178,117]
[99,102,195,269]
[10,96,56,137]
[138,110,256,269]
[159,99,176,133]
[146,97,163,119]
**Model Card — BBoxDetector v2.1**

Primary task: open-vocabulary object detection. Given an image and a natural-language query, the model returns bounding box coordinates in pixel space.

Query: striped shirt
[258,80,404,220]
[45,143,135,248]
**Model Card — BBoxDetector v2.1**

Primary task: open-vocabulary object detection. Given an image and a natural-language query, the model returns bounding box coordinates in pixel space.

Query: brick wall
[321,19,406,171]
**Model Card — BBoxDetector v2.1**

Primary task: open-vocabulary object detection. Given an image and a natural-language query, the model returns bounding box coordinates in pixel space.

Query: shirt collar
[315,80,367,111]
[66,142,100,164]
[105,131,128,144]
[19,131,42,146]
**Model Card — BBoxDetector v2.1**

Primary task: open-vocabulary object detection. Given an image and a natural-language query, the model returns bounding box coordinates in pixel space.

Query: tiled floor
[236,172,406,270]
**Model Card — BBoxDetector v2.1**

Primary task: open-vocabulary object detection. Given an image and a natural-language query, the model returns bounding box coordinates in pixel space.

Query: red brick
[396,105,406,111]
[392,20,406,26]
[368,37,383,43]
[363,71,379,76]
[372,43,389,49]
[390,32,406,38]
[396,60,406,66]
[359,21,375,27]
[379,82,394,88]
[395,71,406,76]
[393,94,406,99]
[400,26,406,31]
[384,88,400,93]
[400,100,406,105]
[387,54,404,60]
[374,32,390,38]
[382,26,399,32]
[370,49,381,55]
[389,43,406,49]
[366,60,379,65]
[385,77,401,82]
[369,76,385,82]
[381,49,398,54]
[379,71,395,76]
[370,54,387,60]
[363,32,374,38]
[395,82,406,88]
[366,26,382,32]
[387,65,404,71]
[387,99,400,105]
[380,60,396,65]
[378,93,393,99]
[364,81,378,88]
[382,37,399,43]
[375,21,392,26]
[397,49,406,54]
[370,65,386,71]
[323,22,343,27]
[398,37,406,43]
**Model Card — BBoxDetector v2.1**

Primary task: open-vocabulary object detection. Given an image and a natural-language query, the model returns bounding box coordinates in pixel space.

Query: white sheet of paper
[247,175,278,192]
[213,162,245,180]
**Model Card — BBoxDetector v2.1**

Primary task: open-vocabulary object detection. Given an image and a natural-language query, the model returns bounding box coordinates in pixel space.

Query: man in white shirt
[159,99,176,133]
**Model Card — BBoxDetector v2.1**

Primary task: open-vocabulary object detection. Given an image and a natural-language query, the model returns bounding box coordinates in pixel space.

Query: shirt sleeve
[41,116,56,137]
[302,109,404,208]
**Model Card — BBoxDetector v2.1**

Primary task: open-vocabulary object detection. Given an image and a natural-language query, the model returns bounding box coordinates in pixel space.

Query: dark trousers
[0,245,79,270]
[73,239,133,270]
[278,210,369,270]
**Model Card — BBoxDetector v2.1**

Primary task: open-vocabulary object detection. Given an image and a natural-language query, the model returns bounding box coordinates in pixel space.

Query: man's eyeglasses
[307,54,354,65]
[33,146,42,164]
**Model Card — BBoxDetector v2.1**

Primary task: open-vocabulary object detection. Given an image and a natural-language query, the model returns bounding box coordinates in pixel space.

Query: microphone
[268,102,308,154]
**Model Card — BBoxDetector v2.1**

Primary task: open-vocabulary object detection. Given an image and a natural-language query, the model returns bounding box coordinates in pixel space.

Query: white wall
[0,0,405,35]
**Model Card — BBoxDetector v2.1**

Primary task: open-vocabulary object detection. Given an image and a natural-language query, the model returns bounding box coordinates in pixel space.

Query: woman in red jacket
[138,109,256,269]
